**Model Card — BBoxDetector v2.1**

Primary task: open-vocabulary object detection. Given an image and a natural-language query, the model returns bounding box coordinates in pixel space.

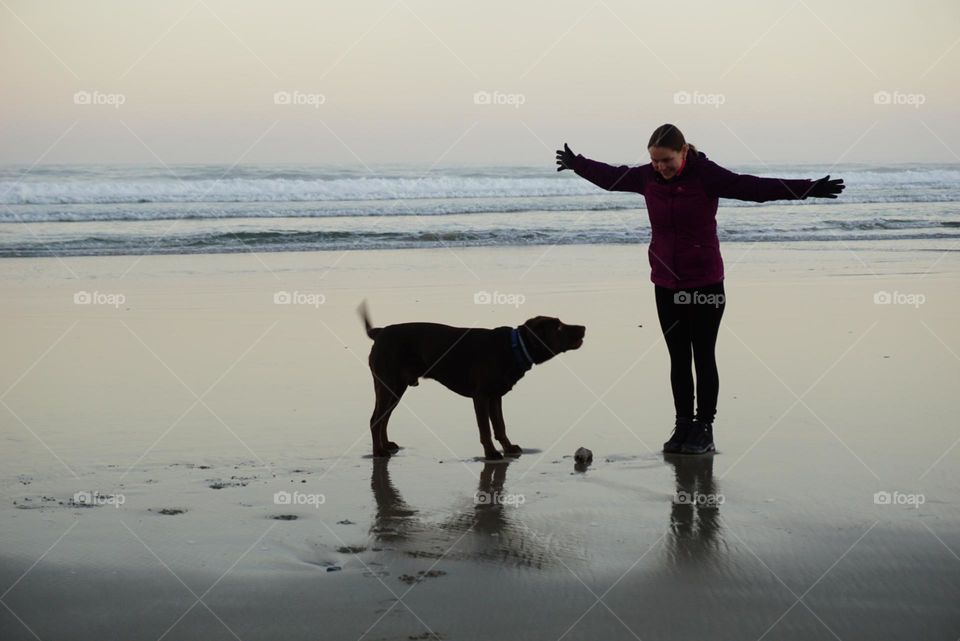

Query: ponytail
[648,123,695,156]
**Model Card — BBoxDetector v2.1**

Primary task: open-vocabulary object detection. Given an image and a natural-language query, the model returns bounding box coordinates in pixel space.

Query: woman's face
[649,144,688,179]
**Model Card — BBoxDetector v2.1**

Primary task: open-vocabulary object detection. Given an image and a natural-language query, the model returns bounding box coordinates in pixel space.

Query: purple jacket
[573,150,815,289]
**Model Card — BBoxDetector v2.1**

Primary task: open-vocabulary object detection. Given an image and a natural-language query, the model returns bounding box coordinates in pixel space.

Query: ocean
[1,163,959,257]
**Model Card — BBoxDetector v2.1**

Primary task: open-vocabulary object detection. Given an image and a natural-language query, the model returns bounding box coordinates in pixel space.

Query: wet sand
[1,242,958,640]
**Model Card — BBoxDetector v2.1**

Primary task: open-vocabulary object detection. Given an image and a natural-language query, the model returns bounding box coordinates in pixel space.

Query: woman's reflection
[663,453,725,564]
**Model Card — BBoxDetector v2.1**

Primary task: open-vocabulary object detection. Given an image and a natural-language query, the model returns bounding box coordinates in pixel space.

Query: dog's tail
[358,299,381,340]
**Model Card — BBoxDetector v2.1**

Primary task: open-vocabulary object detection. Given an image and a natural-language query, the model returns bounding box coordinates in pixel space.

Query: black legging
[654,281,726,423]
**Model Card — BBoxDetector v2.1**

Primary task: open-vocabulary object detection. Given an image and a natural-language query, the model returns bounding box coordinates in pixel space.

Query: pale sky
[1,0,958,166]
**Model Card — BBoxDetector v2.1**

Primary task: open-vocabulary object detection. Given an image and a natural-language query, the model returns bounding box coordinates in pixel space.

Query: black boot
[681,419,715,454]
[663,417,695,454]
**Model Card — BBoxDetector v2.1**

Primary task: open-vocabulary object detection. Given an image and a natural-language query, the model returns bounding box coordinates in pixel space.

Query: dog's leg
[473,396,502,460]
[382,391,403,453]
[371,378,405,457]
[370,386,390,457]
[489,396,522,456]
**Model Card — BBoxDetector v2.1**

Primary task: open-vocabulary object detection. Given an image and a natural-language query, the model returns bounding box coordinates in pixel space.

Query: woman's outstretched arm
[700,158,845,202]
[556,143,646,193]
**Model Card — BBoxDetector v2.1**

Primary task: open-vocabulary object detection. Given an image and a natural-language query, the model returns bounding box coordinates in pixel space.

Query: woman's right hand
[807,175,846,198]
[555,143,576,172]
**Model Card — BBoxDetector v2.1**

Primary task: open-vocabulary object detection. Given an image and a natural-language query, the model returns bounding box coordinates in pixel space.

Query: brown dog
[359,302,585,459]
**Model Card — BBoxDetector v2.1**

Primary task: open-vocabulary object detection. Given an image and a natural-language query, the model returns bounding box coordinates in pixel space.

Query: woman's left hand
[555,143,576,172]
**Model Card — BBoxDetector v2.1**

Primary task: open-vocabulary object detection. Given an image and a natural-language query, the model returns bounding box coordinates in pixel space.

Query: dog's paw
[372,448,392,458]
[504,444,523,457]
[484,450,504,461]
[386,441,400,452]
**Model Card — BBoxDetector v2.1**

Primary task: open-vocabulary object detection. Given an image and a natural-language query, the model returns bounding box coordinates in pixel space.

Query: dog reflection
[369,459,554,569]
[369,458,418,542]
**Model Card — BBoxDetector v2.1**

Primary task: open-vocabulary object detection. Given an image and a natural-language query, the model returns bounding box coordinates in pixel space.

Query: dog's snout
[567,324,586,350]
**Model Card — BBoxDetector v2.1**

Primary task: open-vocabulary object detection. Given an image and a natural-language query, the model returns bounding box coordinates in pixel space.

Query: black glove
[555,143,576,172]
[807,175,845,199]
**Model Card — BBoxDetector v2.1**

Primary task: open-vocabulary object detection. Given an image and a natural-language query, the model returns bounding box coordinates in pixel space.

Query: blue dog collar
[511,327,534,370]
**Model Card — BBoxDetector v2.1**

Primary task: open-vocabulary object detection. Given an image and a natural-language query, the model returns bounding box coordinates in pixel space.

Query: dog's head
[520,316,586,364]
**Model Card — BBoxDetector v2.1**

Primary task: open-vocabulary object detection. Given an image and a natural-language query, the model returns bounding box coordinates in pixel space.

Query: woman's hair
[648,123,697,156]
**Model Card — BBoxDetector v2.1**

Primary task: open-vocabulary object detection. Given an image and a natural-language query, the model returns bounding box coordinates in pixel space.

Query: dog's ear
[521,316,563,361]
[522,316,553,343]
[522,317,584,361]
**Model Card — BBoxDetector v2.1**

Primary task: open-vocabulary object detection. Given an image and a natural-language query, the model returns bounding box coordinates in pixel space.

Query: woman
[555,124,844,455]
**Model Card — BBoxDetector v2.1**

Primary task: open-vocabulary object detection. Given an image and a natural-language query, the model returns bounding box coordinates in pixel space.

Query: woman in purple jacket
[556,124,844,455]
